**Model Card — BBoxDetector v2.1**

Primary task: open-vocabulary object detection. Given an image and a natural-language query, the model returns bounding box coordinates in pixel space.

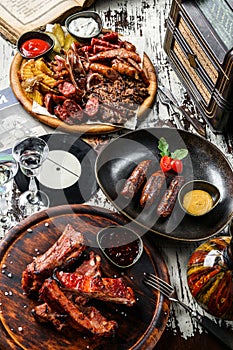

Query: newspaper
[0,87,49,152]
[0,0,95,44]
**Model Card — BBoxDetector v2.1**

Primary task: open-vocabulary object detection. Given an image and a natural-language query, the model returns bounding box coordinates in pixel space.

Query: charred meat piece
[140,170,166,207]
[55,272,136,306]
[22,224,86,295]
[89,48,141,63]
[89,63,119,81]
[75,251,102,277]
[121,160,153,199]
[39,279,117,336]
[112,59,139,79]
[157,175,185,218]
[32,303,67,331]
[54,99,84,125]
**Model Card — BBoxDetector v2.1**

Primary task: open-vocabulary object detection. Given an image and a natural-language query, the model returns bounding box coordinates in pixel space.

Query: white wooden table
[0,1,233,349]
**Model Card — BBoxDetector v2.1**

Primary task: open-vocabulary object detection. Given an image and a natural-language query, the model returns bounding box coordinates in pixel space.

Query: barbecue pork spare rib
[22,224,136,337]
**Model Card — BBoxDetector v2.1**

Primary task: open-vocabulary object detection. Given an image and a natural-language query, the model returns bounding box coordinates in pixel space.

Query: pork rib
[32,303,67,331]
[39,278,117,336]
[55,271,136,306]
[75,251,102,277]
[22,224,87,295]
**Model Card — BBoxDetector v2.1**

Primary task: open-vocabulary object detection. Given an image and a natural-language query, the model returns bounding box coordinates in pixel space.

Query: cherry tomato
[160,156,172,172]
[171,159,183,173]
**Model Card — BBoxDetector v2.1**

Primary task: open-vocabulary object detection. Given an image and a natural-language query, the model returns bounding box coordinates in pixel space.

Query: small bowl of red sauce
[97,226,143,269]
[17,31,54,59]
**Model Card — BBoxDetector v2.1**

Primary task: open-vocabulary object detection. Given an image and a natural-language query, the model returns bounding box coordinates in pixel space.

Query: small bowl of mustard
[65,11,103,40]
[178,180,221,217]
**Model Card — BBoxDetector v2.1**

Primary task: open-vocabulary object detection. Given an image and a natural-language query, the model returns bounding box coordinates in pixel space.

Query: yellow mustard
[183,189,213,216]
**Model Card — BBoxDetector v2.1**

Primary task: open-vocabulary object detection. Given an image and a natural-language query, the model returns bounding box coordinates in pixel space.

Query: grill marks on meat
[39,278,117,337]
[22,224,86,295]
[121,160,153,199]
[22,225,136,337]
[56,272,136,306]
[157,175,185,218]
[140,170,166,207]
[121,159,186,218]
[89,48,141,63]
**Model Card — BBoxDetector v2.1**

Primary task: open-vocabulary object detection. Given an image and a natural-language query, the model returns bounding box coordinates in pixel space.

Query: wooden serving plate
[10,51,157,135]
[0,204,169,350]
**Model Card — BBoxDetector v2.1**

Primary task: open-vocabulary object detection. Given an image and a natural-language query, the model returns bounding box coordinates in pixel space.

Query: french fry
[35,59,54,77]
[31,89,44,106]
[39,82,58,94]
[32,72,57,87]
[20,59,35,80]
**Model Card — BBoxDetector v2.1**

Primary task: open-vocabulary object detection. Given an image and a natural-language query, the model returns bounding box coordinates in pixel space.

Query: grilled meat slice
[121,160,153,200]
[39,278,117,336]
[66,252,102,306]
[75,251,101,277]
[55,272,136,306]
[32,303,67,331]
[22,224,86,295]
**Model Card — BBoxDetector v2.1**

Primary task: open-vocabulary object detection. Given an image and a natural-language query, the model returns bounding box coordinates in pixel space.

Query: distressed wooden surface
[0,0,233,349]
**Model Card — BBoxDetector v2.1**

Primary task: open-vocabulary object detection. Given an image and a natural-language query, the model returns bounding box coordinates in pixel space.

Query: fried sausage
[89,63,120,80]
[157,176,185,218]
[89,48,141,63]
[112,59,139,79]
[140,170,166,207]
[121,160,152,199]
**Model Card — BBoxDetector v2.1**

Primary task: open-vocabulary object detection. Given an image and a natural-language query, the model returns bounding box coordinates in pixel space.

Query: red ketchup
[20,38,50,58]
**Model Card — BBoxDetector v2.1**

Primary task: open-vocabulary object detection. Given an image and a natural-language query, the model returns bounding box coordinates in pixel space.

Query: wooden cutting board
[10,51,157,135]
[0,204,169,350]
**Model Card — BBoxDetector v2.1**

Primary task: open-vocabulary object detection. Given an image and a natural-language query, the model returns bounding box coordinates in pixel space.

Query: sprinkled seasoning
[45,222,49,227]
[27,228,33,233]
[18,326,23,332]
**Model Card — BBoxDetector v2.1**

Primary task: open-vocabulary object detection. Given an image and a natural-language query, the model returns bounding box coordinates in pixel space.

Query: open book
[0,0,95,44]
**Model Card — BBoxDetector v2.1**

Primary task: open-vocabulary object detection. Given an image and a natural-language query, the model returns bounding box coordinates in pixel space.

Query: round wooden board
[0,204,169,350]
[10,52,157,135]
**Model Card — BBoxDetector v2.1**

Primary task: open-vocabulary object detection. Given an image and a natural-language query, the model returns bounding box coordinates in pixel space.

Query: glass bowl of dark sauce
[97,226,143,268]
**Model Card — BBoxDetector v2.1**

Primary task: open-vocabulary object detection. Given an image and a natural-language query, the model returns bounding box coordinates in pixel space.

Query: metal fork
[157,86,206,137]
[144,273,233,350]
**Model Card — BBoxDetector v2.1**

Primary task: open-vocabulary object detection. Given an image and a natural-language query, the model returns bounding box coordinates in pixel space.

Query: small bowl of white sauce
[65,11,103,40]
